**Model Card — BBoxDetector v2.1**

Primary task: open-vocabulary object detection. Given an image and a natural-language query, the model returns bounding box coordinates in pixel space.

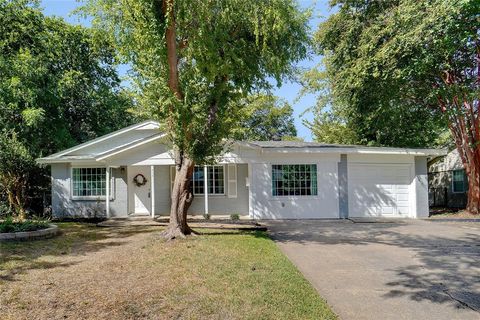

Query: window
[272,164,318,196]
[72,167,111,198]
[192,166,225,195]
[452,169,467,193]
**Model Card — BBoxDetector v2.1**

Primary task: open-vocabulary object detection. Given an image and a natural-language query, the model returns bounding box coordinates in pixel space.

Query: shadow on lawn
[269,220,480,312]
[0,223,159,282]
[195,230,269,239]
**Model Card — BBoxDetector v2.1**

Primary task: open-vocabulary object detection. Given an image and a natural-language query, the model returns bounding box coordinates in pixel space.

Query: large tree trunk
[158,0,197,239]
[449,121,480,215]
[440,61,480,214]
[465,161,480,214]
[161,152,196,240]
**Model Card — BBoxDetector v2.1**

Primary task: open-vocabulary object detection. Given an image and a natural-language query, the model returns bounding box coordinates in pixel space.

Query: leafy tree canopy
[0,0,134,157]
[0,0,134,215]
[82,0,310,237]
[304,0,479,148]
[233,93,297,141]
[82,0,310,164]
[308,0,480,213]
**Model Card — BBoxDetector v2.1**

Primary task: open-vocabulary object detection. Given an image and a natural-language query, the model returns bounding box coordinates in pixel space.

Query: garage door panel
[349,164,412,217]
[397,205,410,214]
[381,206,394,214]
[397,193,409,201]
[381,184,394,191]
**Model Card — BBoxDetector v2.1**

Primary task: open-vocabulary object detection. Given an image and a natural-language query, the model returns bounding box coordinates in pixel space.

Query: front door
[128,166,151,215]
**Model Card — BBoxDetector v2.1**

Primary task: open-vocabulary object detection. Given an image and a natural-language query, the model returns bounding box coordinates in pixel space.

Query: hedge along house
[37,121,446,220]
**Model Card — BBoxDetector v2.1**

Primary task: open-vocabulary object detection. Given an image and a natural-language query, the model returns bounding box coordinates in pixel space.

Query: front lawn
[0,223,336,320]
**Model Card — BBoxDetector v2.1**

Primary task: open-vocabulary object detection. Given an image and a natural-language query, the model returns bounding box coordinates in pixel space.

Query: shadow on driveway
[266,219,480,320]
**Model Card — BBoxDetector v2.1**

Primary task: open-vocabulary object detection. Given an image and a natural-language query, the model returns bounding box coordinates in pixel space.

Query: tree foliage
[82,0,310,238]
[307,107,358,145]
[233,93,297,141]
[310,0,480,212]
[0,0,134,216]
[304,1,455,147]
[82,0,309,162]
[0,132,37,219]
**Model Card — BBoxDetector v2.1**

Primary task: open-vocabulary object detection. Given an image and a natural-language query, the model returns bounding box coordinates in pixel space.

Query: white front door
[128,166,151,215]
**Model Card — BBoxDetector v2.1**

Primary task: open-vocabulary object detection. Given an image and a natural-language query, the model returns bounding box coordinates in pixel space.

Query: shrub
[0,201,13,219]
[230,213,240,221]
[0,217,50,233]
[0,132,38,220]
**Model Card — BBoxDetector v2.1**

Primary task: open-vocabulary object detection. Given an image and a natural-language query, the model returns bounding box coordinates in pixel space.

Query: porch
[104,164,249,219]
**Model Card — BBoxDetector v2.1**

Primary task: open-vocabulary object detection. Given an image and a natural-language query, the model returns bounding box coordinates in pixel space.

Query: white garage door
[348,164,412,217]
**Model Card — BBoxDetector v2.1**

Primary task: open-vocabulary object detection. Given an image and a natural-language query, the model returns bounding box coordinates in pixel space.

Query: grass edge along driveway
[0,223,337,320]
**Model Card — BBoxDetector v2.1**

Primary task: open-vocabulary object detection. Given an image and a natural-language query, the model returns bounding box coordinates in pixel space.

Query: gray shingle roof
[243,141,358,149]
[238,141,446,156]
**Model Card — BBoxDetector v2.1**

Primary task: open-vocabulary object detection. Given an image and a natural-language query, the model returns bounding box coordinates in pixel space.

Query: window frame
[192,165,226,196]
[452,169,467,193]
[70,166,114,201]
[271,164,318,198]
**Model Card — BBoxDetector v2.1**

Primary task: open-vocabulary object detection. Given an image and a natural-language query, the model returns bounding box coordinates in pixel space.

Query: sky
[40,0,334,141]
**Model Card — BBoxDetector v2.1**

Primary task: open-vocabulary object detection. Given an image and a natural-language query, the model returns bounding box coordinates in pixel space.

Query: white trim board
[40,120,160,160]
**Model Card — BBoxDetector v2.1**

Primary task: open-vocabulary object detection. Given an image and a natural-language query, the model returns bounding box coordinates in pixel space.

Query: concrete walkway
[97,217,266,230]
[266,219,480,320]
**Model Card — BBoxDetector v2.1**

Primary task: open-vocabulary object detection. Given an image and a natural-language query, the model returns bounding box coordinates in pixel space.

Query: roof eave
[260,147,447,156]
[36,157,97,164]
[96,132,167,161]
[45,120,160,159]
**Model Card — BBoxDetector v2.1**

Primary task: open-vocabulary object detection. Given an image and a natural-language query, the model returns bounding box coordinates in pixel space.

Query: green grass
[0,223,336,320]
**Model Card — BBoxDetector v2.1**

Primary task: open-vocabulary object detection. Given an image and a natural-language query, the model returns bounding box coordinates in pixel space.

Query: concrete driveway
[266,219,480,320]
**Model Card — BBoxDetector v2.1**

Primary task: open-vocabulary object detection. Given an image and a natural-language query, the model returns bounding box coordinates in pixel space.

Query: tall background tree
[233,93,297,141]
[83,0,310,238]
[308,0,479,213]
[0,0,134,217]
[302,54,447,148]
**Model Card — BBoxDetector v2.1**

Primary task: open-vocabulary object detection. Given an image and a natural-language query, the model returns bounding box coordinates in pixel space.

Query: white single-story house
[37,121,446,220]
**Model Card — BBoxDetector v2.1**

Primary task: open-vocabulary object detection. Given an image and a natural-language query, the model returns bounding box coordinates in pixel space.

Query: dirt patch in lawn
[430,208,480,219]
[0,223,335,320]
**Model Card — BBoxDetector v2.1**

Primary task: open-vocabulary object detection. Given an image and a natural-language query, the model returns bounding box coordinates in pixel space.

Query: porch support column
[204,165,209,214]
[106,166,111,218]
[151,165,155,218]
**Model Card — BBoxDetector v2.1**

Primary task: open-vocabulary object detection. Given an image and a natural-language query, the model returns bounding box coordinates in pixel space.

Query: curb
[0,224,59,241]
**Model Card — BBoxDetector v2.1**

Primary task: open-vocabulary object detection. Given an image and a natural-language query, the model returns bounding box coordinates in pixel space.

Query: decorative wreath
[133,173,148,187]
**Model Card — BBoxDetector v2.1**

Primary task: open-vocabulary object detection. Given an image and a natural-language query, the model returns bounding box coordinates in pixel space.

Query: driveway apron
[266,220,480,320]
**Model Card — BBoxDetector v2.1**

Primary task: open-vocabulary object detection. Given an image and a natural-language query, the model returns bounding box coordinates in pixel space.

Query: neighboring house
[37,121,445,220]
[428,149,468,208]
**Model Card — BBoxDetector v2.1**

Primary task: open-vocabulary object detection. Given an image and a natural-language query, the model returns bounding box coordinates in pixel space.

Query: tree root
[160,224,198,240]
